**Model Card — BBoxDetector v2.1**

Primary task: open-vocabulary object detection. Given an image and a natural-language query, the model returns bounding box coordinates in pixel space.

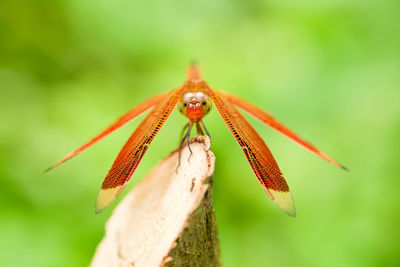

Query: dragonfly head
[178,92,212,122]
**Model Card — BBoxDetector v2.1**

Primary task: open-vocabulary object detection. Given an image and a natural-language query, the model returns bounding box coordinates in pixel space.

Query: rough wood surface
[91,136,220,267]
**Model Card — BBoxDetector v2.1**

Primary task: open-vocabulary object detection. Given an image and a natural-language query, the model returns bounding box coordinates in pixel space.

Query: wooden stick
[91,136,220,267]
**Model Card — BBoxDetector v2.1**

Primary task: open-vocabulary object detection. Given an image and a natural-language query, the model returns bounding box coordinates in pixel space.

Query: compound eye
[178,101,188,115]
[201,98,212,114]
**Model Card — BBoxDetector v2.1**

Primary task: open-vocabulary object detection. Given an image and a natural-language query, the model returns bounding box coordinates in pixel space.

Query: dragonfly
[47,63,345,216]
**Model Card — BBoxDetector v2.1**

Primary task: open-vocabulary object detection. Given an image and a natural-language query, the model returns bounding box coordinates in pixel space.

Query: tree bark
[91,136,220,267]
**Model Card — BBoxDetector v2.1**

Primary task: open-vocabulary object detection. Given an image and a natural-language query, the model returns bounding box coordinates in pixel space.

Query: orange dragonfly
[48,63,345,216]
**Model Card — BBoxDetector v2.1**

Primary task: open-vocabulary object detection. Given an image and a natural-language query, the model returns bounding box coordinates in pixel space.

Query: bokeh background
[0,0,399,266]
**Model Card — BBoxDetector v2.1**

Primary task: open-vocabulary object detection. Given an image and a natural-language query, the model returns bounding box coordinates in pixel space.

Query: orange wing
[95,86,184,213]
[46,93,167,171]
[221,92,346,170]
[208,88,296,217]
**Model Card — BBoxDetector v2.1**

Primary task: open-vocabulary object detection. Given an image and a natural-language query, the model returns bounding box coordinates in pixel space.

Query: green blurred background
[0,0,399,266]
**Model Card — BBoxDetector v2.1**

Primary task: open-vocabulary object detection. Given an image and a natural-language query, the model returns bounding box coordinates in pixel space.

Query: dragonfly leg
[176,123,189,172]
[195,122,205,135]
[200,120,211,138]
[176,122,192,172]
[187,122,193,162]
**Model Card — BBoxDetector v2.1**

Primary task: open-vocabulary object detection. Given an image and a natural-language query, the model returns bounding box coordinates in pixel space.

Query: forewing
[46,93,167,171]
[209,88,296,216]
[221,92,346,169]
[95,86,184,213]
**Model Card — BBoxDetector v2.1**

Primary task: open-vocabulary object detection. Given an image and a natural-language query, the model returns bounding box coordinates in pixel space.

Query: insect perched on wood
[47,63,345,216]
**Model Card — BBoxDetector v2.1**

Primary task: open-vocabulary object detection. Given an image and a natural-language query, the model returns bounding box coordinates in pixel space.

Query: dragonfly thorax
[178,92,212,122]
